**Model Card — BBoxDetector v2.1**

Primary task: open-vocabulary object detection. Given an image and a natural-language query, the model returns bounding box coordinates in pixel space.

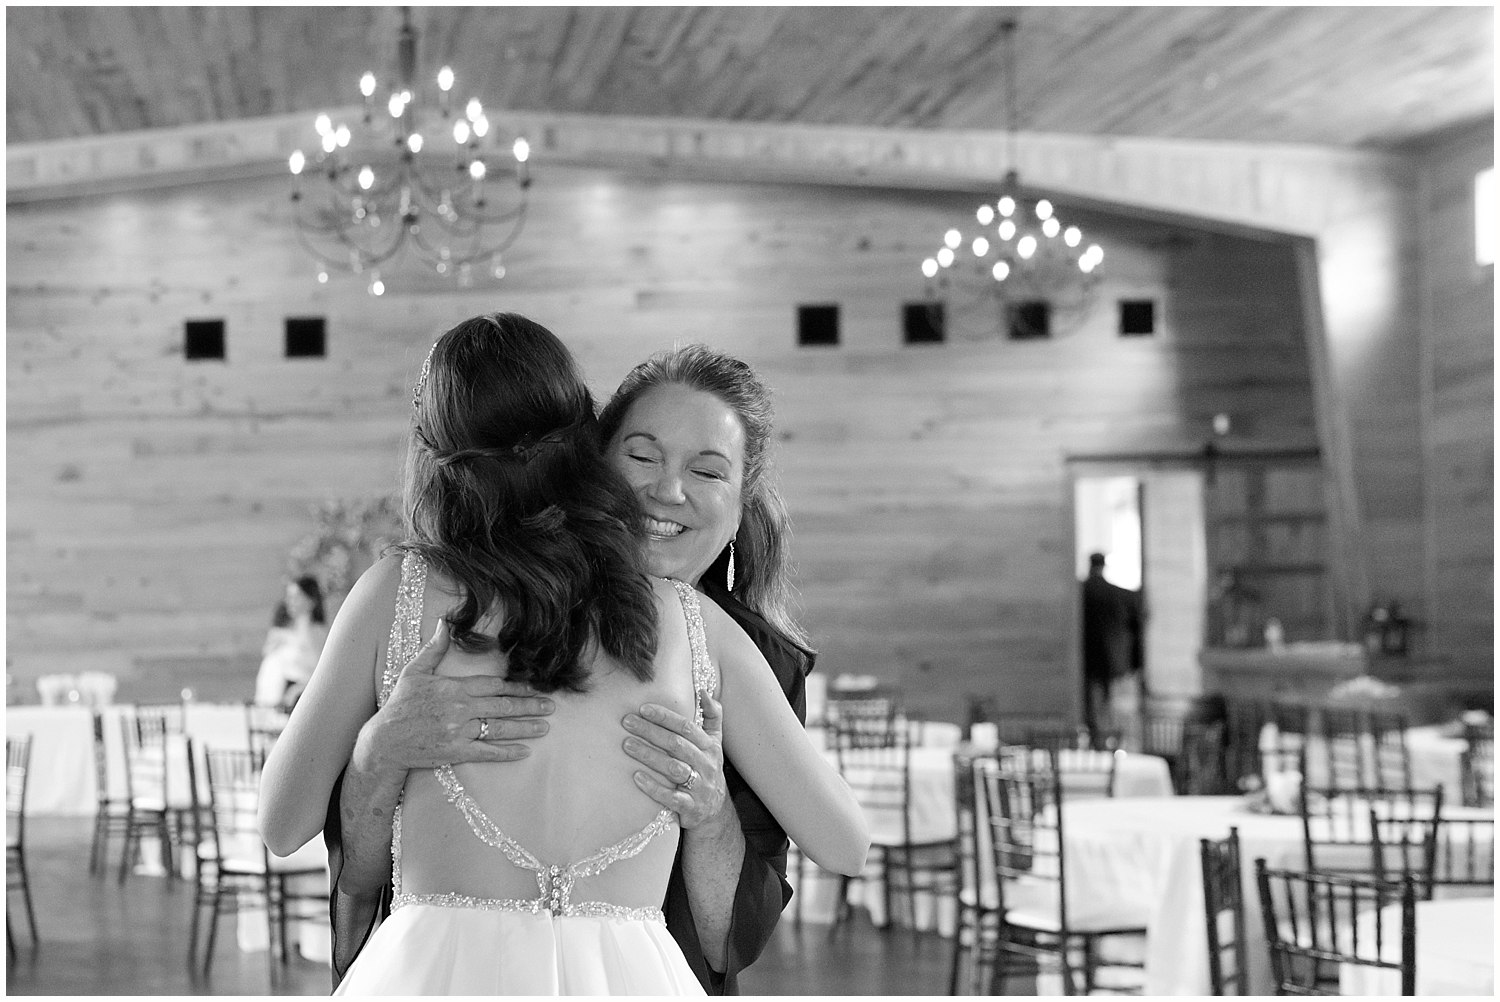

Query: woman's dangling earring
[726,539,736,592]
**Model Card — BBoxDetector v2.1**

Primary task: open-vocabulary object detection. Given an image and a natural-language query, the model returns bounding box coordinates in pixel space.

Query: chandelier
[287,7,531,295]
[920,20,1102,336]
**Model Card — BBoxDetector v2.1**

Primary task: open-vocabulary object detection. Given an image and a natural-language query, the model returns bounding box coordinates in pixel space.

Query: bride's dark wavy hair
[399,312,657,693]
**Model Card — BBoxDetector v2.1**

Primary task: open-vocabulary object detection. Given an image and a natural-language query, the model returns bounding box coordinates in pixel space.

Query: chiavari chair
[89,708,132,875]
[1254,859,1416,996]
[191,746,327,985]
[947,749,1000,995]
[1320,706,1411,791]
[1199,827,1247,996]
[1299,783,1443,876]
[6,736,39,953]
[117,704,184,881]
[828,715,956,941]
[1371,811,1495,900]
[978,758,1148,994]
[1459,718,1493,808]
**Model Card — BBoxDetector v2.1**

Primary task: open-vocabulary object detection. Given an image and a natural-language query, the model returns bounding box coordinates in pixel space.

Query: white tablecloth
[5,705,98,815]
[1338,896,1494,996]
[4,703,263,817]
[1405,724,1469,802]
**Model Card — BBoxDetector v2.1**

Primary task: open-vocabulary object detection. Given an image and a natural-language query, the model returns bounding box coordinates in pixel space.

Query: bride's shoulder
[689,589,762,674]
[330,552,408,626]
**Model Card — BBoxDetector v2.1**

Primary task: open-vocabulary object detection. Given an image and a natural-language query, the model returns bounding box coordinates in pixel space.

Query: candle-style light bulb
[453,121,470,145]
[288,150,305,175]
[359,72,377,98]
[513,137,530,163]
[437,66,455,92]
[466,98,483,122]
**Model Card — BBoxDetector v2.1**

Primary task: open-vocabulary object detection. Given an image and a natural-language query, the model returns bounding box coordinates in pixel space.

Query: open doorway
[1074,475,1146,739]
[1075,476,1144,590]
[1071,465,1210,727]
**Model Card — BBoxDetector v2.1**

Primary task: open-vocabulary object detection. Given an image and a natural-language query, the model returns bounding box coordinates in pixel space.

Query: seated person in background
[253,575,328,710]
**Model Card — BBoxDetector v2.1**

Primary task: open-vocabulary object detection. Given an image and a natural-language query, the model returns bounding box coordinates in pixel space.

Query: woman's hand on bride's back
[622,692,728,830]
[355,618,557,774]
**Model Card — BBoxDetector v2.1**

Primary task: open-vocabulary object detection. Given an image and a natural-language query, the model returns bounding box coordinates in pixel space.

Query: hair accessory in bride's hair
[510,416,589,463]
[412,341,438,412]
[510,431,563,463]
[432,445,513,468]
[422,420,580,468]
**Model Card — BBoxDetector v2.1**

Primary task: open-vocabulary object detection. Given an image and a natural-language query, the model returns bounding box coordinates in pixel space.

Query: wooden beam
[8,109,1401,237]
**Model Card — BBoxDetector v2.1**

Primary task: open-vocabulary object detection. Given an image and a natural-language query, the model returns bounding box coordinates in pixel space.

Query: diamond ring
[680,766,699,793]
[477,718,491,741]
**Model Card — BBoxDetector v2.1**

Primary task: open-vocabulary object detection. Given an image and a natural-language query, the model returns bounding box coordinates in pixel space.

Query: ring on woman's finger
[678,766,699,793]
[477,718,491,742]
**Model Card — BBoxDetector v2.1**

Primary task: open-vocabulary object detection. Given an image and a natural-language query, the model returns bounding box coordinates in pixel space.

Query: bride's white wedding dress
[334,553,711,995]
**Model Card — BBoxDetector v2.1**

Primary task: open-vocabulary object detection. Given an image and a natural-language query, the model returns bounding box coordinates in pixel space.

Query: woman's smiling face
[606,384,746,584]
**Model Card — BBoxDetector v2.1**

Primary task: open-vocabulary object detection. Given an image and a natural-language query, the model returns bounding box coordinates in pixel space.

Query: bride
[258,312,868,994]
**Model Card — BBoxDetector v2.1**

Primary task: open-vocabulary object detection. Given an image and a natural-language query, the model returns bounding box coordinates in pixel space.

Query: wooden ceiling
[6,6,1493,151]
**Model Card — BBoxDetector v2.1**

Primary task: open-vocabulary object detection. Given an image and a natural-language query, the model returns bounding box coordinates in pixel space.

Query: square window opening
[185,319,226,361]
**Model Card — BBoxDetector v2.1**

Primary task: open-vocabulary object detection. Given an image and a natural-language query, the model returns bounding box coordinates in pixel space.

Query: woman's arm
[703,599,869,875]
[259,555,402,856]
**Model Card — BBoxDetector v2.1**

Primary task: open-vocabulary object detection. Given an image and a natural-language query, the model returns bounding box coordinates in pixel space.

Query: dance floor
[5,816,955,996]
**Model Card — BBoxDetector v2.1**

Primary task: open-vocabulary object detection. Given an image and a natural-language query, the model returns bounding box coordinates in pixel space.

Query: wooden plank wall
[1417,120,1494,682]
[9,165,1323,718]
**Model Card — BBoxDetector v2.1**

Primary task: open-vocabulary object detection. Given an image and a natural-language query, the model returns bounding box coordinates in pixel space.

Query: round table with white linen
[1061,795,1308,995]
[5,704,98,815]
[795,733,1175,934]
[1062,795,1494,995]
[1338,896,1494,996]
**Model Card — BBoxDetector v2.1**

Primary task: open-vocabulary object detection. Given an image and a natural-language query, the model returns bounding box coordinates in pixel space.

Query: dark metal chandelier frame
[921,19,1103,336]
[288,7,530,290]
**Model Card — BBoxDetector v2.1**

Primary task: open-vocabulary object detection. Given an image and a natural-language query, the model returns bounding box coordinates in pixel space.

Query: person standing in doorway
[1080,552,1143,747]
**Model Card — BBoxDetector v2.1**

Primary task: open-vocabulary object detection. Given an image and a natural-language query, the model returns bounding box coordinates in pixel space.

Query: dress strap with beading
[380,551,427,707]
[667,577,718,724]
